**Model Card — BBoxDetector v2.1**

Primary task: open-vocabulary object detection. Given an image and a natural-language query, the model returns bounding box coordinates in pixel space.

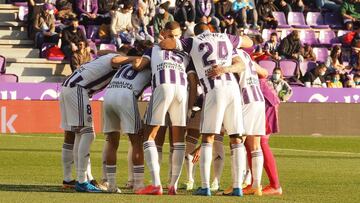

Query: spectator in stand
[56,0,77,29]
[138,0,156,32]
[76,0,102,25]
[301,44,316,62]
[61,18,87,60]
[71,40,92,71]
[252,35,268,61]
[97,0,117,25]
[174,0,196,32]
[353,74,360,87]
[33,3,59,48]
[154,0,175,42]
[278,30,303,62]
[302,63,328,87]
[215,0,237,34]
[325,45,347,73]
[274,0,292,17]
[287,0,305,12]
[195,0,220,31]
[257,0,278,29]
[350,40,360,70]
[110,0,135,49]
[316,0,341,12]
[341,0,360,29]
[268,68,293,101]
[232,0,260,29]
[344,77,356,87]
[327,72,343,87]
[264,32,281,60]
[27,0,47,38]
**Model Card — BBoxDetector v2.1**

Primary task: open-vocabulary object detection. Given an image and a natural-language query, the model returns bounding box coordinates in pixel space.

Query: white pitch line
[272,148,360,156]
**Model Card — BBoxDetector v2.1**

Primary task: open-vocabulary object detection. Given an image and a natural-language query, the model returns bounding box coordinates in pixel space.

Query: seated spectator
[268,67,293,101]
[61,18,88,60]
[215,0,237,34]
[71,41,92,71]
[174,0,195,32]
[257,0,278,29]
[264,32,281,60]
[28,0,47,38]
[302,63,328,87]
[341,0,360,30]
[344,77,356,87]
[278,30,303,62]
[154,0,175,42]
[327,72,343,87]
[97,0,117,25]
[33,3,59,48]
[195,0,220,31]
[233,0,259,29]
[301,44,316,62]
[274,0,292,17]
[316,0,341,12]
[138,0,156,31]
[325,45,347,73]
[76,0,102,25]
[252,35,268,61]
[287,0,305,12]
[350,40,360,70]
[110,1,135,49]
[354,74,360,87]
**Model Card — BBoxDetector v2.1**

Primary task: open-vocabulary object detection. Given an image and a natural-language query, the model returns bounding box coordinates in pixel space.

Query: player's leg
[128,133,145,191]
[184,128,200,190]
[105,131,121,193]
[62,131,75,188]
[155,126,167,165]
[211,133,225,192]
[99,135,109,189]
[126,140,134,189]
[167,126,174,187]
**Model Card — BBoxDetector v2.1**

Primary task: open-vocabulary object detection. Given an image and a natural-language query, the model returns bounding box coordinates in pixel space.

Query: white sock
[144,141,161,186]
[127,143,134,183]
[102,140,108,181]
[77,127,95,183]
[106,165,117,189]
[168,147,173,184]
[156,145,163,166]
[185,136,198,183]
[251,149,264,189]
[62,143,74,182]
[212,135,224,186]
[73,133,81,181]
[170,143,185,189]
[244,154,252,186]
[200,143,212,188]
[231,143,246,189]
[133,165,145,190]
[86,158,94,182]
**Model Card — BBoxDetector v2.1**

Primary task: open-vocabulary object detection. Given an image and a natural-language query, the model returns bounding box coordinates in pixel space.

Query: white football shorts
[242,101,266,136]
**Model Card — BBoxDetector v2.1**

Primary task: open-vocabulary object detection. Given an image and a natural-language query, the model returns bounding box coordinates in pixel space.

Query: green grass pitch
[0,134,359,203]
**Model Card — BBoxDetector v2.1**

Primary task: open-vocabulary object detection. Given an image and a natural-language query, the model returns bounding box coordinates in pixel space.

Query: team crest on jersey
[87,116,92,122]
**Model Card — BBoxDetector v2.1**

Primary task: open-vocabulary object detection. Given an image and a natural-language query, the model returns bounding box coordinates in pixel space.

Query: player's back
[62,53,119,94]
[106,64,151,98]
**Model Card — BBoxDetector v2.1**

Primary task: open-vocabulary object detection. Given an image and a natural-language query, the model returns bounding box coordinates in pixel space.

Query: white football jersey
[143,45,191,89]
[237,49,265,105]
[62,53,119,95]
[179,31,241,93]
[106,63,151,98]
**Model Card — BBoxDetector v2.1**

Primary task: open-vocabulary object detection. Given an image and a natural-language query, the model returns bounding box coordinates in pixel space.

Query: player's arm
[159,38,192,53]
[187,72,199,112]
[132,57,150,71]
[228,34,253,49]
[207,55,246,78]
[111,55,139,69]
[159,38,177,50]
[98,50,123,56]
[255,63,269,79]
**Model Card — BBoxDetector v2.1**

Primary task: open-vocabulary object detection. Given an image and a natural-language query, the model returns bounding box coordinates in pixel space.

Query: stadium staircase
[0,3,71,82]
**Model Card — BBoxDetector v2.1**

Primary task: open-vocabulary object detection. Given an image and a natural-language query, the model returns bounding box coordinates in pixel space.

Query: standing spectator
[301,44,316,62]
[264,32,281,60]
[174,0,196,31]
[33,3,59,48]
[195,0,220,31]
[268,68,293,101]
[278,30,303,62]
[61,18,87,60]
[76,0,102,25]
[138,0,156,31]
[71,41,92,71]
[302,63,328,87]
[97,0,117,25]
[110,1,135,49]
[215,0,237,34]
[327,72,343,87]
[232,0,260,29]
[316,0,341,12]
[154,0,175,42]
[341,0,360,28]
[325,45,347,73]
[27,0,47,39]
[257,0,278,29]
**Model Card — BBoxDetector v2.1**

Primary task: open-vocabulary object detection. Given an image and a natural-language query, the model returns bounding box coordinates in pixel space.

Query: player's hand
[208,65,226,78]
[191,146,201,164]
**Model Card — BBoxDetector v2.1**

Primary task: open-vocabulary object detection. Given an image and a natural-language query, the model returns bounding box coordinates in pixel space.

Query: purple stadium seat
[0,55,5,74]
[313,47,329,63]
[141,87,152,101]
[87,40,97,58]
[13,2,27,7]
[337,30,350,37]
[86,25,100,43]
[300,61,317,76]
[258,59,277,75]
[280,29,293,39]
[300,30,319,45]
[99,43,117,51]
[324,12,343,29]
[262,29,277,42]
[287,12,310,29]
[0,74,18,83]
[306,12,329,29]
[18,6,28,21]
[319,30,340,47]
[279,59,298,78]
[272,12,292,28]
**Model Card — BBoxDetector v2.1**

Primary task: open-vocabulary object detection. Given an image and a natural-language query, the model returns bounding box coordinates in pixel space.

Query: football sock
[133,165,145,190]
[170,143,185,189]
[185,135,198,183]
[231,143,246,189]
[212,135,224,186]
[127,143,134,184]
[144,141,161,186]
[73,133,81,181]
[106,165,117,189]
[251,149,264,189]
[86,158,94,182]
[156,145,163,165]
[62,143,74,182]
[101,140,108,181]
[261,135,280,188]
[168,147,173,184]
[200,143,212,189]
[77,127,95,183]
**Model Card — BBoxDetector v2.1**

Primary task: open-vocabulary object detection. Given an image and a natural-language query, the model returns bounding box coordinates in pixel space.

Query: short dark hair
[194,22,210,35]
[270,32,277,37]
[164,21,180,31]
